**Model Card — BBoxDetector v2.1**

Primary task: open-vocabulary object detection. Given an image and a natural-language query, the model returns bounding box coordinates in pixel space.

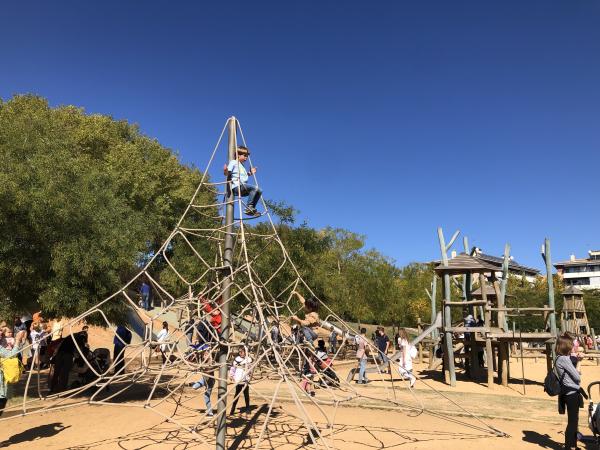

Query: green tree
[0,95,216,320]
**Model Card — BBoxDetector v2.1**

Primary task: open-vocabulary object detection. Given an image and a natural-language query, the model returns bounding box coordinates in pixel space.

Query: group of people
[354,327,416,387]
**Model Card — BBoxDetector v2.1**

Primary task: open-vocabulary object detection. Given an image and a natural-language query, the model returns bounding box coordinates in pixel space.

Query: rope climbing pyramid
[1,117,507,449]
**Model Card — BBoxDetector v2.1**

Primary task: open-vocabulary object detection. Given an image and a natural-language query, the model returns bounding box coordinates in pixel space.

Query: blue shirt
[227,159,248,188]
[114,325,132,347]
[140,283,150,296]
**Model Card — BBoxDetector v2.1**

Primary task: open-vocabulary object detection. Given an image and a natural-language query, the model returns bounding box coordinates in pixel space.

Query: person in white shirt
[30,323,49,369]
[229,347,253,414]
[156,321,169,364]
[396,328,416,388]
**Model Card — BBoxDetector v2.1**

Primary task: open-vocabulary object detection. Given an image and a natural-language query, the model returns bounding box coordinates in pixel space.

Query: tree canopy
[0,95,214,319]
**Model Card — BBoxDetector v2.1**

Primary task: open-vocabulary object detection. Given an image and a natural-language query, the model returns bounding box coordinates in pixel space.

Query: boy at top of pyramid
[223,145,262,217]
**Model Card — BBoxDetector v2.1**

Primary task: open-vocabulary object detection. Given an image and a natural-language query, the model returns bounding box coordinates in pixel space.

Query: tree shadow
[522,430,562,449]
[0,423,70,447]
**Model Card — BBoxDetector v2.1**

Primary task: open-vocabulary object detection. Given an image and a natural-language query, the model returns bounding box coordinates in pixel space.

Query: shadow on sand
[0,423,70,448]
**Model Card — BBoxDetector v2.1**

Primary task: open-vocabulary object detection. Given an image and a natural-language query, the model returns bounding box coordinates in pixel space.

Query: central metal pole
[216,116,237,450]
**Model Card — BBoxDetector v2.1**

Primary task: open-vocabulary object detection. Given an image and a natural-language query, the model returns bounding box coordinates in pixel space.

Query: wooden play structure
[416,228,559,388]
[561,285,591,336]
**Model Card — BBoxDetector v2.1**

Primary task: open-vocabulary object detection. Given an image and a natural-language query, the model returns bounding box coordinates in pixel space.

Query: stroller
[72,347,112,388]
[588,381,600,448]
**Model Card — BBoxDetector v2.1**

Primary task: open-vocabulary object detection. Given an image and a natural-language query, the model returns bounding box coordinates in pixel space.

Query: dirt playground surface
[3,352,600,449]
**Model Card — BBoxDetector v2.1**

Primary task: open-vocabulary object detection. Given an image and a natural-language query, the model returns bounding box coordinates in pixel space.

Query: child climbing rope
[223,145,262,217]
[290,291,320,344]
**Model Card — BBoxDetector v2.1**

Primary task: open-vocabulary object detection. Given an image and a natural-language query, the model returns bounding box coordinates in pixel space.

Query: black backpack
[543,358,563,397]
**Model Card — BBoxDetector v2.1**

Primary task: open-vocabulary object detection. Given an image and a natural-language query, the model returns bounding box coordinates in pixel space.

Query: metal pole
[216,116,237,450]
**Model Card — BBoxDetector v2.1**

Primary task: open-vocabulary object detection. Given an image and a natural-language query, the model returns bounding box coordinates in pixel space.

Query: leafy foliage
[0,95,215,320]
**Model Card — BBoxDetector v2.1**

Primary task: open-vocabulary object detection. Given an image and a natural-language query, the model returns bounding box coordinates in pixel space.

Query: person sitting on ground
[290,291,320,344]
[0,330,27,417]
[223,145,262,217]
[396,328,416,388]
[555,333,583,450]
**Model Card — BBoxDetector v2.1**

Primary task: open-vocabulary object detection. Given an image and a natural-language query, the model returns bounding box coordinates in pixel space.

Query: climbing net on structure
[1,118,507,449]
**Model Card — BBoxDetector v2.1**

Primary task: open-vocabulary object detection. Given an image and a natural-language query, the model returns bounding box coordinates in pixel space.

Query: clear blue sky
[2,1,599,271]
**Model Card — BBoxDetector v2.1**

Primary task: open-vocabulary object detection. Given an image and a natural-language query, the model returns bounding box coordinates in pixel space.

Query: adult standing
[49,332,86,393]
[0,330,27,416]
[185,316,196,346]
[30,323,49,370]
[355,328,369,384]
[140,282,152,311]
[113,324,132,374]
[375,327,390,372]
[555,334,583,450]
[328,329,338,354]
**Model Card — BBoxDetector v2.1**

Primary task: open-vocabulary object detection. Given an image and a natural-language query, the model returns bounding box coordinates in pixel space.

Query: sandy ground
[3,352,600,449]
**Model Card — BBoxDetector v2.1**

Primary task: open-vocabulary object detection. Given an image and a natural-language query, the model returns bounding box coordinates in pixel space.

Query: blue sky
[2,1,599,270]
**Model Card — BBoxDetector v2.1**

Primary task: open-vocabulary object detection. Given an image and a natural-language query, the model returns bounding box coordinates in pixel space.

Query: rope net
[1,118,506,448]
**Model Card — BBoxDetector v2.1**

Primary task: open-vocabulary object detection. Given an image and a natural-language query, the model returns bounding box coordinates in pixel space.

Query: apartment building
[554,250,600,289]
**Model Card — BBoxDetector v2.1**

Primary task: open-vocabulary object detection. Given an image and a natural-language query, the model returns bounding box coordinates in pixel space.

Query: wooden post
[542,238,557,361]
[499,243,510,331]
[438,227,456,386]
[498,342,509,386]
[417,320,424,364]
[430,276,438,339]
[480,273,494,388]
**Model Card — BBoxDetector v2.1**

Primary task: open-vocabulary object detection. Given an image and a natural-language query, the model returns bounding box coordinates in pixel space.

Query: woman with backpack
[0,329,27,416]
[555,333,583,450]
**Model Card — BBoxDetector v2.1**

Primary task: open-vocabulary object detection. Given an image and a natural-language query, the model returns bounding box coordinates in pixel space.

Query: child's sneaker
[409,377,416,388]
[244,207,260,217]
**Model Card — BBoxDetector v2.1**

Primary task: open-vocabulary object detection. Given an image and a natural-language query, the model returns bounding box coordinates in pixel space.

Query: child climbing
[396,328,416,388]
[290,291,320,344]
[223,145,262,217]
